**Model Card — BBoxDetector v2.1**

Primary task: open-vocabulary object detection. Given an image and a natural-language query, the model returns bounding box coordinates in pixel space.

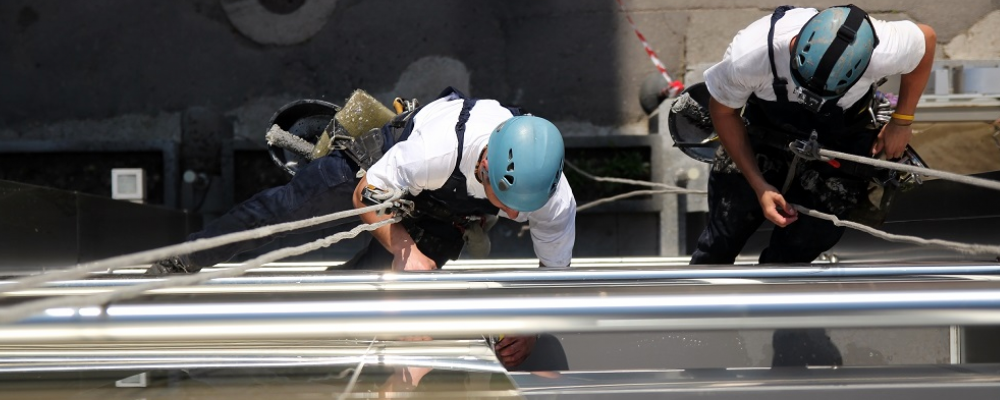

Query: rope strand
[0,190,405,294]
[793,205,1000,256]
[820,148,1000,192]
[568,153,1000,258]
[0,217,401,324]
[564,160,704,193]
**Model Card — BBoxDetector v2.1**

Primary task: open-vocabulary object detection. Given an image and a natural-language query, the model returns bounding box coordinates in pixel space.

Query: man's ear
[476,151,490,183]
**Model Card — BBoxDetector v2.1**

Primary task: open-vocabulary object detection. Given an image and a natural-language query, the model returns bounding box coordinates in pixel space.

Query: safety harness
[753,5,890,183]
[750,6,925,226]
[363,88,521,265]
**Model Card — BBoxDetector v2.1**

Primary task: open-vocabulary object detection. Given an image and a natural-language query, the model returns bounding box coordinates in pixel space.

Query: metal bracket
[788,131,828,162]
[115,372,148,388]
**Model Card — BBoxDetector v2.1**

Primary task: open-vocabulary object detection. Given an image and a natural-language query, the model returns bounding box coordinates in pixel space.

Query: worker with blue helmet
[149,87,574,370]
[152,87,575,275]
[691,4,936,265]
[682,4,935,369]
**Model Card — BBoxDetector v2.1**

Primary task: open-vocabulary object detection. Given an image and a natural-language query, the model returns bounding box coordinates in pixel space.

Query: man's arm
[872,23,937,159]
[525,175,576,267]
[709,97,797,227]
[353,175,437,271]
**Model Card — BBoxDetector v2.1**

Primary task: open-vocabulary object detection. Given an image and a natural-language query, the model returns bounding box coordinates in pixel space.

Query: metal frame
[3,273,1000,343]
[0,140,180,208]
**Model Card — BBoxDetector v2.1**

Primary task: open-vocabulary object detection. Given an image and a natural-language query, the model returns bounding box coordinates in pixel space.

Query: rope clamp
[788,131,829,162]
[387,199,416,218]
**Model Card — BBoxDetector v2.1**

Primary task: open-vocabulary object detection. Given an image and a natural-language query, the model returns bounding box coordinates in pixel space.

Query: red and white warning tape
[616,0,685,98]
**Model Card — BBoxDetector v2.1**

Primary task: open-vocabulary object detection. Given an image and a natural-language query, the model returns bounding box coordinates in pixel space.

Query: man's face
[477,153,520,219]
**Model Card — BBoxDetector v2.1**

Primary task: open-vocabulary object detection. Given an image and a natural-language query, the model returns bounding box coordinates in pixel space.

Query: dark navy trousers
[183,151,392,270]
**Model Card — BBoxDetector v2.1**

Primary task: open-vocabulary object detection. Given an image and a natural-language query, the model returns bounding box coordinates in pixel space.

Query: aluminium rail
[3,263,1000,296]
[1,275,1000,343]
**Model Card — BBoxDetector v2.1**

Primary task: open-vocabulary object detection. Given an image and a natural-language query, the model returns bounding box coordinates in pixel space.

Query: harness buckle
[837,24,857,43]
[788,131,827,162]
[391,199,416,218]
[793,86,826,112]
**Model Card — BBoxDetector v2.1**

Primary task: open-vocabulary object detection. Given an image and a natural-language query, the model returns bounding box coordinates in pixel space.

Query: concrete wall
[1,0,998,260]
[4,1,997,138]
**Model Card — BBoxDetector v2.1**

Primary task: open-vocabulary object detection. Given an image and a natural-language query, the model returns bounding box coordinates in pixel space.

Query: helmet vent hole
[797,54,805,66]
[838,79,848,87]
[508,149,513,160]
[507,162,514,172]
[803,44,811,53]
[808,32,815,41]
[501,175,515,190]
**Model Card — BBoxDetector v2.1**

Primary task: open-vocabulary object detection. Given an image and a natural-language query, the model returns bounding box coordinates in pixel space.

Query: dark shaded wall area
[0,0,651,127]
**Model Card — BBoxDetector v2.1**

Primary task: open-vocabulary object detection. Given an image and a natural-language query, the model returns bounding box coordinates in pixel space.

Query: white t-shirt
[365,92,577,267]
[704,8,926,110]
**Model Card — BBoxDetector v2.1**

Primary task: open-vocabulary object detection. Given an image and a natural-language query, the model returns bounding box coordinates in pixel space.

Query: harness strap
[436,98,479,199]
[768,5,796,105]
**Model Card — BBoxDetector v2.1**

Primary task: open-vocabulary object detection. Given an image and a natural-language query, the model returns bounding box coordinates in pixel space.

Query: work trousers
[690,147,867,265]
[183,151,393,270]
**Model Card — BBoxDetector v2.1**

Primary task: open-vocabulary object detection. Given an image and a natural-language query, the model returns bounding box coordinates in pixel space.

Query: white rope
[337,337,378,400]
[792,205,1000,256]
[568,152,1000,258]
[577,189,681,212]
[0,190,406,294]
[819,148,1000,192]
[564,160,704,193]
[0,216,401,325]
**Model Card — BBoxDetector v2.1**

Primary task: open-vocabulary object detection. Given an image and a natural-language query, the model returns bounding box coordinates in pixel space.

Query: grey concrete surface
[5,1,995,136]
[1,0,998,258]
[553,328,949,370]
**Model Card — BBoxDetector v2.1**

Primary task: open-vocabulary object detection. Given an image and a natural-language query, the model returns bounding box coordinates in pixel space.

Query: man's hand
[495,335,537,369]
[872,123,913,159]
[756,183,797,227]
[393,243,437,271]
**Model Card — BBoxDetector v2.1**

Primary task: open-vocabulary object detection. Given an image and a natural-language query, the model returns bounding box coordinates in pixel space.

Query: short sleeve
[868,19,926,77]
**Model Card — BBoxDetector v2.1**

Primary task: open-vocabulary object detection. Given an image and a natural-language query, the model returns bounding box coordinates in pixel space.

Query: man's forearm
[709,98,767,193]
[353,176,414,255]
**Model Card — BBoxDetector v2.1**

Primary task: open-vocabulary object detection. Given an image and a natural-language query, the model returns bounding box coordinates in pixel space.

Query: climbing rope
[565,159,702,192]
[578,189,680,212]
[569,148,1000,257]
[337,337,378,400]
[0,216,401,324]
[564,160,706,212]
[792,205,1000,256]
[0,190,407,295]
[818,147,1000,192]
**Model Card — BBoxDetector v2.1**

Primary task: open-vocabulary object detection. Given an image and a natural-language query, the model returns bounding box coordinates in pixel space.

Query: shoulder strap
[768,5,796,105]
[437,98,479,198]
[395,86,468,144]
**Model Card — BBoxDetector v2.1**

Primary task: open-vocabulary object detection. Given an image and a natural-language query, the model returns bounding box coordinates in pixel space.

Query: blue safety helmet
[486,116,565,212]
[790,5,879,100]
